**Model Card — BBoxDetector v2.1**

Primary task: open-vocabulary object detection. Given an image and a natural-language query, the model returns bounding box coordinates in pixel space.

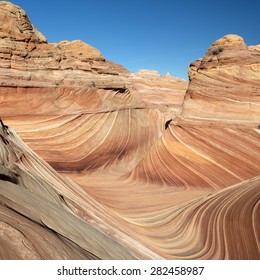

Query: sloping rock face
[0,2,187,173]
[0,120,160,260]
[0,1,130,113]
[0,2,158,174]
[0,1,46,43]
[128,36,260,188]
[1,118,259,260]
[130,70,188,118]
[0,2,259,260]
[182,34,260,122]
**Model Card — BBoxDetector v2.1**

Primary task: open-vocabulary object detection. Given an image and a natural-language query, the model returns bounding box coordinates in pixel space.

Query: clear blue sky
[7,0,260,79]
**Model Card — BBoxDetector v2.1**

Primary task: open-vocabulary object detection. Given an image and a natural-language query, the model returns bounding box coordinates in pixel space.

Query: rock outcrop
[131,70,188,118]
[0,1,132,117]
[0,119,161,260]
[0,2,259,260]
[182,34,260,122]
[0,1,187,173]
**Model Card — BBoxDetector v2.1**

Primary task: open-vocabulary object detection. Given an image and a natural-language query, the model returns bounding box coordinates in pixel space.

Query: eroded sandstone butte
[0,1,259,260]
[182,34,260,122]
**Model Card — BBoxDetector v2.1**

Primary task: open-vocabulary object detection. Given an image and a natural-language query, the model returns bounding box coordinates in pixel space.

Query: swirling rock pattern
[0,2,259,259]
[0,121,160,260]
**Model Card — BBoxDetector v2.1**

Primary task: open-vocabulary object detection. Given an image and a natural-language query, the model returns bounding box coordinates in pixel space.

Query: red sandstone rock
[0,2,259,260]
[130,69,188,118]
[182,34,260,122]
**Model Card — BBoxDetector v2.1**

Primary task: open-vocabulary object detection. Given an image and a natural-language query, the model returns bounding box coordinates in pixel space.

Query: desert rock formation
[0,2,259,260]
[183,34,260,122]
[131,70,187,118]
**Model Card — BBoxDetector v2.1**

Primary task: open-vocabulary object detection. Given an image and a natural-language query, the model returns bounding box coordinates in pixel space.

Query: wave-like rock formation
[0,2,259,259]
[0,120,162,260]
[128,124,260,188]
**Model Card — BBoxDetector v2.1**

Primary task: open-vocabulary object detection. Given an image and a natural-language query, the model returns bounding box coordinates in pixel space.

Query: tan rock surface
[0,2,259,260]
[182,34,260,122]
[0,1,47,43]
[131,70,188,118]
[0,121,161,259]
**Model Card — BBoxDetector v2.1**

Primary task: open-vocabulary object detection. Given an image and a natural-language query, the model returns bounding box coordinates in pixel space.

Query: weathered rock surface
[0,2,259,260]
[182,34,260,122]
[1,119,259,260]
[0,1,131,106]
[131,70,188,118]
[0,120,162,260]
[0,1,186,173]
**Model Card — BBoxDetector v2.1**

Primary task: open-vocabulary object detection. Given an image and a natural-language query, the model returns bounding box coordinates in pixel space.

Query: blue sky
[7,0,260,79]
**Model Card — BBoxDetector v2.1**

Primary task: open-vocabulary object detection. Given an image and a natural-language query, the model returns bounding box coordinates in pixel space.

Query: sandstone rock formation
[0,120,160,260]
[0,2,259,260]
[182,34,260,122]
[131,70,188,118]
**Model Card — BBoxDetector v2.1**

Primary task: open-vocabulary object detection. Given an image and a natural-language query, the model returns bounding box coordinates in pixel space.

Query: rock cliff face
[131,70,188,118]
[0,2,259,260]
[0,2,131,115]
[182,34,260,122]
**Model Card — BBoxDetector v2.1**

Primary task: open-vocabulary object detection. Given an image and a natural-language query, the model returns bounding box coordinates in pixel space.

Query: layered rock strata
[1,120,259,259]
[0,2,259,260]
[182,34,260,122]
[131,70,188,118]
[0,120,161,259]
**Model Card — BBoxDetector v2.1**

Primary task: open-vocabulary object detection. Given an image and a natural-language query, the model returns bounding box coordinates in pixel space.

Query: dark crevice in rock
[102,87,129,94]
